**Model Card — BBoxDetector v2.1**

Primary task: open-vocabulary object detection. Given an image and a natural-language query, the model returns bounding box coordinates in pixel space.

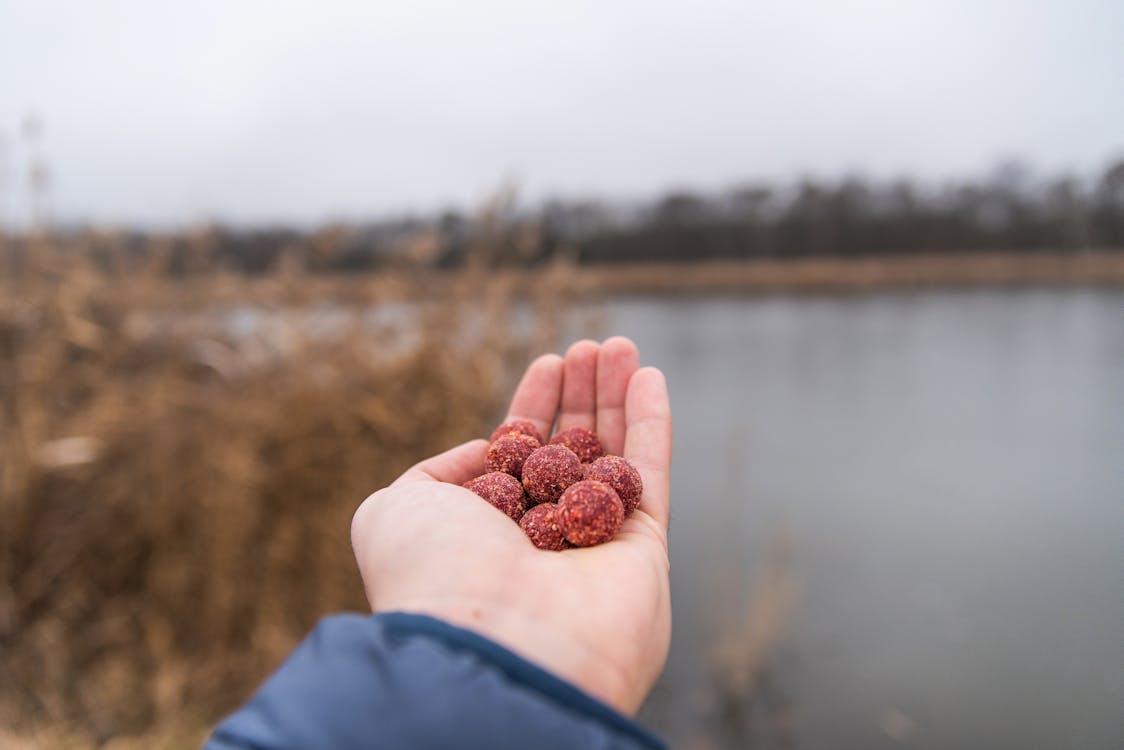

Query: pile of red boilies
[461,421,643,550]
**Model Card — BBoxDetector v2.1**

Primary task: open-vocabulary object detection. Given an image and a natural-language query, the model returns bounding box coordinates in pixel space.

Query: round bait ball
[521,444,584,504]
[557,480,625,546]
[489,420,544,446]
[519,503,568,551]
[585,455,643,515]
[549,426,604,463]
[485,434,539,478]
[463,472,528,521]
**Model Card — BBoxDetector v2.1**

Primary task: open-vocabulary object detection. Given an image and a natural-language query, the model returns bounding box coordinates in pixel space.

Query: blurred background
[1,1,1122,748]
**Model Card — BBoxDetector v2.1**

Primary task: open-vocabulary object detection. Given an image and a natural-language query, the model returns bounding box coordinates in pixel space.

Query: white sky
[1,0,1121,227]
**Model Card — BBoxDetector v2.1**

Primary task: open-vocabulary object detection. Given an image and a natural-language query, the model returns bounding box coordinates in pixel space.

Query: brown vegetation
[0,229,571,747]
[703,537,800,750]
[567,250,1124,293]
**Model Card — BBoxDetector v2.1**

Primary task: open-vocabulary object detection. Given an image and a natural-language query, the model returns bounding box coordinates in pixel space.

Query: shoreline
[6,251,1123,308]
[549,251,1124,295]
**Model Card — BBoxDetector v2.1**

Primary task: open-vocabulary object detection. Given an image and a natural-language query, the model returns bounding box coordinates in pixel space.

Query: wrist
[374,594,638,714]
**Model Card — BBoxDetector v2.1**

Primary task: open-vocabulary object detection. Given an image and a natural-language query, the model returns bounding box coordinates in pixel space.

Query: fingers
[623,367,672,533]
[504,353,564,440]
[557,339,600,432]
[393,439,489,486]
[594,336,640,456]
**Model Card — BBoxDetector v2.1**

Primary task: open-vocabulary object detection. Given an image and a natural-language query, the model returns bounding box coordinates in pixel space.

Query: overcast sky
[1,0,1121,227]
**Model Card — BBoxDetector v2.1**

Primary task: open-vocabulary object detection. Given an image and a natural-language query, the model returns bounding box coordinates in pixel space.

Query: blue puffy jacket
[205,612,666,750]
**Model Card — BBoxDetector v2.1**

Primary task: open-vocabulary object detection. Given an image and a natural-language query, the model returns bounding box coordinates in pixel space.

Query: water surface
[571,290,1123,749]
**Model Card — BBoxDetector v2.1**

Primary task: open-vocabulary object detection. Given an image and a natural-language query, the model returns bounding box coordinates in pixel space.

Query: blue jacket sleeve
[204,612,666,750]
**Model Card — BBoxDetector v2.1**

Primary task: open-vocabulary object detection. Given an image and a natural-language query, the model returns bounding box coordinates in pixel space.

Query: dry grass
[669,536,800,750]
[571,251,1124,294]
[0,226,573,746]
[139,249,1124,301]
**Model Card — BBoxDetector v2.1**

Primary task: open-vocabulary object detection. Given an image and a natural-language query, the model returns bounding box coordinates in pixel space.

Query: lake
[564,290,1123,749]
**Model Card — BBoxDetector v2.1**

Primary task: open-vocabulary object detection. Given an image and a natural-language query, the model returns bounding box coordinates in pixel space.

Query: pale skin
[351,336,672,715]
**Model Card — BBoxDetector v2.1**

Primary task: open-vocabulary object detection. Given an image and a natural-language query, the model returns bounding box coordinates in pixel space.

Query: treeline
[561,160,1124,264]
[12,159,1124,273]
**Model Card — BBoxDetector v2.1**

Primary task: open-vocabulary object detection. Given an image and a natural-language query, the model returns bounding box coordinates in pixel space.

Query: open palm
[351,337,672,714]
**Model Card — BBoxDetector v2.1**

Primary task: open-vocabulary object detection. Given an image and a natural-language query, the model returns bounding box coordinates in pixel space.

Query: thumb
[392,439,489,486]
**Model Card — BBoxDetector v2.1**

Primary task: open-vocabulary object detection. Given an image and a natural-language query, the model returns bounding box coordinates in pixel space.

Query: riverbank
[66,250,1122,311]
[556,250,1124,295]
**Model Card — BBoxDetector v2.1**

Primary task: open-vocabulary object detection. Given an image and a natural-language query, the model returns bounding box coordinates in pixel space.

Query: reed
[0,222,570,746]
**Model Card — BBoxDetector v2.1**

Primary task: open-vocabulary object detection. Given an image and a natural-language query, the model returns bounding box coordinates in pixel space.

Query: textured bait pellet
[463,471,528,521]
[521,444,584,504]
[549,426,604,463]
[557,480,624,546]
[489,420,544,447]
[485,434,540,478]
[519,503,568,551]
[585,455,643,515]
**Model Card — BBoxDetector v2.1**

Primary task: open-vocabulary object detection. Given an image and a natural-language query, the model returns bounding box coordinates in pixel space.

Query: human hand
[350,337,672,714]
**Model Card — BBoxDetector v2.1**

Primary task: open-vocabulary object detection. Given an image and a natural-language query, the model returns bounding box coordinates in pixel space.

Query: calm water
[570,290,1123,749]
